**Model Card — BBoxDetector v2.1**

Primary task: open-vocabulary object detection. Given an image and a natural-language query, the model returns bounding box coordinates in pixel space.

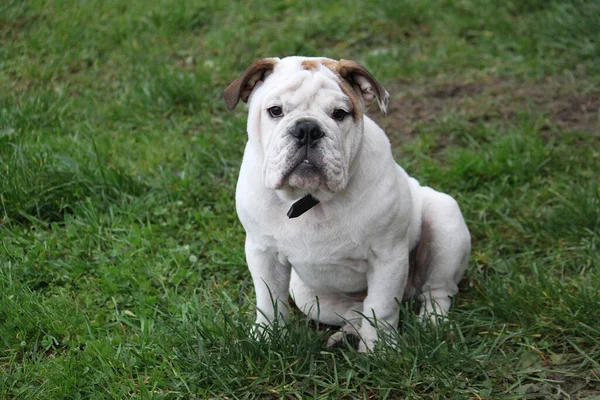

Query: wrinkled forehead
[267,69,340,101]
[289,73,345,107]
[261,59,359,113]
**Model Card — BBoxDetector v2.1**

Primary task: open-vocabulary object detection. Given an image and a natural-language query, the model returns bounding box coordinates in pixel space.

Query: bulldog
[224,56,471,352]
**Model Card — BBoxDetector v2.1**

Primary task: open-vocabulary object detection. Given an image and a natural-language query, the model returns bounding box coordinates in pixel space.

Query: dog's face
[225,57,389,198]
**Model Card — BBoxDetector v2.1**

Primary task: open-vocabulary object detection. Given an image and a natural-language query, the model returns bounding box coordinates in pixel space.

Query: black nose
[291,120,324,145]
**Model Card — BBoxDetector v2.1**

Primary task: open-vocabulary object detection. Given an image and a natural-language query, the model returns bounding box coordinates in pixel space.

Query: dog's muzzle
[286,119,325,180]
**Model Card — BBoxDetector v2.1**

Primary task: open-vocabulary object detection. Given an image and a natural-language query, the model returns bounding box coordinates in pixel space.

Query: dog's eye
[268,106,283,118]
[332,109,349,121]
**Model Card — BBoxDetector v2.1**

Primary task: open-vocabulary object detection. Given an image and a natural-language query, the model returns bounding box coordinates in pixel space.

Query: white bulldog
[224,56,471,352]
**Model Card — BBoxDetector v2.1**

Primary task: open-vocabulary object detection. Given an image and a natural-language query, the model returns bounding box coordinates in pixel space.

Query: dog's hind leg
[415,188,471,324]
[289,269,365,326]
[289,269,365,346]
[290,269,366,347]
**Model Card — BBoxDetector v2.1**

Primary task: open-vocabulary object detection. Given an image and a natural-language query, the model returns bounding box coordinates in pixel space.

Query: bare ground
[369,78,600,148]
[369,78,600,399]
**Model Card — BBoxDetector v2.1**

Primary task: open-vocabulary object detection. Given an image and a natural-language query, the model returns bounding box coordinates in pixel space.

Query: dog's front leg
[359,238,410,352]
[245,237,291,335]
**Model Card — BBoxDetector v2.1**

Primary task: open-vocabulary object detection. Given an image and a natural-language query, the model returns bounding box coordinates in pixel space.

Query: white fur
[233,57,471,352]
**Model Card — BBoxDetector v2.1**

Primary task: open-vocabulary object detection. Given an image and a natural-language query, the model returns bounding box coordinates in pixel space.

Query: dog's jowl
[224,56,471,352]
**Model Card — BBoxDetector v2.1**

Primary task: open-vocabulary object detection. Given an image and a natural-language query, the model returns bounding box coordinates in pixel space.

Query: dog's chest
[276,224,370,292]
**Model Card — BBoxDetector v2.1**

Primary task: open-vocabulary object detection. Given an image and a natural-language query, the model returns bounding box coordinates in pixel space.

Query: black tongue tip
[287,194,320,219]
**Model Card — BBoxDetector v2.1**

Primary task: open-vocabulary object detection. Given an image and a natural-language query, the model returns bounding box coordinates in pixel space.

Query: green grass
[1,0,599,398]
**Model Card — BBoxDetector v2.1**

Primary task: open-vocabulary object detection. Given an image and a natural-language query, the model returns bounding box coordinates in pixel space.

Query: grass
[1,0,599,398]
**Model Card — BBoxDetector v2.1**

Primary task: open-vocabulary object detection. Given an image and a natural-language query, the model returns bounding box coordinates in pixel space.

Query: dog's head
[224,56,389,200]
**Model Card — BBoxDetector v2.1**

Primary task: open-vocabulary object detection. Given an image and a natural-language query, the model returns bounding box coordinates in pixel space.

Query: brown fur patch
[338,80,364,121]
[302,58,339,71]
[321,59,390,116]
[300,58,363,120]
[301,59,320,71]
[224,58,278,110]
[319,59,363,120]
[320,59,339,71]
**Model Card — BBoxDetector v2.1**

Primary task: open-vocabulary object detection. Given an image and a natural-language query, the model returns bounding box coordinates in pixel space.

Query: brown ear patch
[321,58,389,116]
[224,58,278,110]
[299,58,362,120]
[336,59,389,115]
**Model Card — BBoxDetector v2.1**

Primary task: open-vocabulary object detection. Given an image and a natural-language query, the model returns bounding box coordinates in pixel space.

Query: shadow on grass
[0,142,148,226]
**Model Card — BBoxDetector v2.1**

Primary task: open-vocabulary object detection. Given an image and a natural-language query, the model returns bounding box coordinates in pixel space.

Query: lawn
[1,0,599,398]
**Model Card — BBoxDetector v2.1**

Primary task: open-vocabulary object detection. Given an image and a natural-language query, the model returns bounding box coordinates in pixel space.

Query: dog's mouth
[285,157,323,191]
[293,159,320,177]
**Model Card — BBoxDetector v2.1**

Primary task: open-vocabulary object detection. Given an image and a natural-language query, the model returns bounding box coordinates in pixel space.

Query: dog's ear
[335,59,390,115]
[224,58,279,110]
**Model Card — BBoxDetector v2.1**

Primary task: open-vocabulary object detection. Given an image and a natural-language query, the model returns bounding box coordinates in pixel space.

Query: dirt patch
[427,83,485,99]
[368,78,600,147]
[551,94,599,133]
[545,369,600,400]
[0,14,43,41]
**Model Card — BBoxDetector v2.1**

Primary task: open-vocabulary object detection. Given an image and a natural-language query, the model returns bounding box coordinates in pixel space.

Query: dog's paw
[326,331,346,348]
[356,325,379,353]
[326,329,360,349]
[326,321,362,349]
[357,337,377,353]
[418,306,449,326]
[418,296,451,326]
